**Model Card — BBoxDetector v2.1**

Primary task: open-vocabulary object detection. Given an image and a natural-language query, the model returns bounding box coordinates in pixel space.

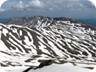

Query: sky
[0,0,96,19]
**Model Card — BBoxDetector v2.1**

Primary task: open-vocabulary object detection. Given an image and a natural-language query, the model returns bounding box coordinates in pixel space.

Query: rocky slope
[0,16,96,71]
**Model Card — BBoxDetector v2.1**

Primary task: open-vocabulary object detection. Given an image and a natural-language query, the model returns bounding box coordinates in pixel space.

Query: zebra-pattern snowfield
[0,16,96,71]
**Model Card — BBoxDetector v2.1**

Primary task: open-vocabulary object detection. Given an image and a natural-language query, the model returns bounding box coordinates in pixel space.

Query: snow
[2,28,8,36]
[47,39,64,57]
[24,36,31,45]
[0,63,92,72]
[0,68,7,72]
[28,63,91,72]
[1,67,28,72]
[91,66,96,72]
[0,40,9,51]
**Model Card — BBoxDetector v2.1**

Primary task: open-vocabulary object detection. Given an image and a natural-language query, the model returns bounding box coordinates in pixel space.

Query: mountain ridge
[0,16,96,71]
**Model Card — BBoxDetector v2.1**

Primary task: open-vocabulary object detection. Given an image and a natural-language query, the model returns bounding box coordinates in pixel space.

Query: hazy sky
[0,0,96,19]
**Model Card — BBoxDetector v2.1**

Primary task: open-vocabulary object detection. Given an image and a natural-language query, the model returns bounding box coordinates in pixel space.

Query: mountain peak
[0,16,96,71]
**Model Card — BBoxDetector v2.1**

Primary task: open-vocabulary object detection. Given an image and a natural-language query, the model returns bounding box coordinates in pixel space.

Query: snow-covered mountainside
[0,16,96,71]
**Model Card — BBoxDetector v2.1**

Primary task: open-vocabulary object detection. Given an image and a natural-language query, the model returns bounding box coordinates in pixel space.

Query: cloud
[89,0,96,7]
[11,0,45,10]
[12,1,25,10]
[45,0,96,10]
[28,0,44,8]
[0,8,5,12]
[1,0,96,11]
[0,0,7,8]
[0,0,96,19]
[0,0,8,12]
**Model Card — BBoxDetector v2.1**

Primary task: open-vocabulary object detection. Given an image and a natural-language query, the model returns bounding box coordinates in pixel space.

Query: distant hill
[80,19,96,26]
[0,18,11,24]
